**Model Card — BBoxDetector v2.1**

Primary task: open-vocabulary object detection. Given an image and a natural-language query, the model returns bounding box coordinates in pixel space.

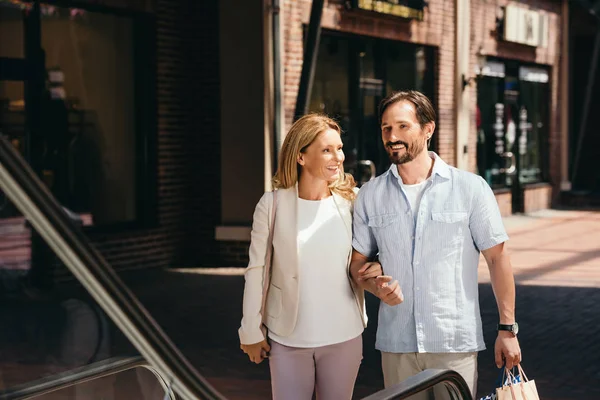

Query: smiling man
[349,90,521,398]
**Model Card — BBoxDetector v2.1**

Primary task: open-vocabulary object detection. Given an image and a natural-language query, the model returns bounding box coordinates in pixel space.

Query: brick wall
[524,184,552,212]
[470,0,563,211]
[495,191,513,217]
[58,0,222,277]
[282,0,456,164]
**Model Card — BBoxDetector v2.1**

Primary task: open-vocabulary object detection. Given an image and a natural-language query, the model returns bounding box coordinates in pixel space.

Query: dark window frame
[36,1,158,232]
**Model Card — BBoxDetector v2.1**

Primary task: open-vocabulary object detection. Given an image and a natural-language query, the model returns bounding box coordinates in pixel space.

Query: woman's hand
[241,340,271,364]
[357,261,383,281]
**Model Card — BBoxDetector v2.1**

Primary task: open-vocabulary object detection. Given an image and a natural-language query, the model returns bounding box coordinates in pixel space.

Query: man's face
[380,100,433,165]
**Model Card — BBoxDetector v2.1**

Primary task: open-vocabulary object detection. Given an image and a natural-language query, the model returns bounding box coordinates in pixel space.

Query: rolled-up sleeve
[239,192,271,345]
[469,176,509,251]
[352,189,378,258]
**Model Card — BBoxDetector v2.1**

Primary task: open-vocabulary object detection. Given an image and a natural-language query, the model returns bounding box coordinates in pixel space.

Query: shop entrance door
[308,32,436,186]
[476,60,550,213]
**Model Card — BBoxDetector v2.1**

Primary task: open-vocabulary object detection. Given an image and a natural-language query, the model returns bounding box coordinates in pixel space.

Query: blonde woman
[238,114,381,399]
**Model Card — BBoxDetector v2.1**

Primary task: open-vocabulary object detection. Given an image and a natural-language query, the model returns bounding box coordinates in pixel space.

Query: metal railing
[363,369,473,400]
[0,356,174,400]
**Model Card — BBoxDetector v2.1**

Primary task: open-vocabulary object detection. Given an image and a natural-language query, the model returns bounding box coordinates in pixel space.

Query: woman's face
[297,129,345,183]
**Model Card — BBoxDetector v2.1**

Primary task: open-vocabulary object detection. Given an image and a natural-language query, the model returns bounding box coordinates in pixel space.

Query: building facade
[0,0,222,279]
[0,0,575,274]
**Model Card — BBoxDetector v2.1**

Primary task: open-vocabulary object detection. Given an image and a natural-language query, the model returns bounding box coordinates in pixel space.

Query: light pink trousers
[268,335,363,400]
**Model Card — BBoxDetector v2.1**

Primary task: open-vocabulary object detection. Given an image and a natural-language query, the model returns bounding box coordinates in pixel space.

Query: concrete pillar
[455,0,471,170]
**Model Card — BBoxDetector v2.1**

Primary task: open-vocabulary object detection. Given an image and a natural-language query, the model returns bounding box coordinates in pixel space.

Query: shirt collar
[388,151,451,183]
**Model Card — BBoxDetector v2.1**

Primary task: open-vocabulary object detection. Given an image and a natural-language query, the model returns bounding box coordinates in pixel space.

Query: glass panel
[358,38,385,184]
[477,75,512,189]
[0,3,25,58]
[385,41,418,93]
[0,193,138,390]
[0,80,26,218]
[308,34,356,176]
[519,68,549,184]
[39,6,136,225]
[24,367,167,399]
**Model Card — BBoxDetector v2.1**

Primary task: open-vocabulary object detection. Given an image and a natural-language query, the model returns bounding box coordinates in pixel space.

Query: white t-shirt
[402,180,428,221]
[268,196,364,347]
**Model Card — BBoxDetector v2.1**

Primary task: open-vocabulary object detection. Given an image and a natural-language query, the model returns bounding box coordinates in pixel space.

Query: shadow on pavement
[115,269,600,399]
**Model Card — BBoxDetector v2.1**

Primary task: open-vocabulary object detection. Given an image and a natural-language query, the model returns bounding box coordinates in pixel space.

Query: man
[350,90,521,397]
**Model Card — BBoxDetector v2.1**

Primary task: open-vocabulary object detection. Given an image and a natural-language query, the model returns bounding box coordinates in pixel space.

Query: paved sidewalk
[124,209,600,399]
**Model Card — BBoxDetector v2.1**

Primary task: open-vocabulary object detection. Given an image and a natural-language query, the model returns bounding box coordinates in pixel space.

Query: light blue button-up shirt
[352,152,508,354]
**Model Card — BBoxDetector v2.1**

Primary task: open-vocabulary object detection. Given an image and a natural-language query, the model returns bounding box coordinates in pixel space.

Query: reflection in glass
[476,64,549,188]
[0,3,25,58]
[309,33,435,185]
[39,6,136,225]
[0,193,137,390]
[0,81,26,218]
[24,367,167,400]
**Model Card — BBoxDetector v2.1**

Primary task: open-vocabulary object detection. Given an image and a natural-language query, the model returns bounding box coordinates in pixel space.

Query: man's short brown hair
[378,90,436,127]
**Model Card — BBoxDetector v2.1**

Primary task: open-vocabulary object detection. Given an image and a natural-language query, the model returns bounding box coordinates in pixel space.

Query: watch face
[513,322,519,335]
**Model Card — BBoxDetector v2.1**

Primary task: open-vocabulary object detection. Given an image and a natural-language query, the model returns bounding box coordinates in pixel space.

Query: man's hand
[494,331,521,369]
[240,340,271,364]
[357,262,383,281]
[375,276,404,306]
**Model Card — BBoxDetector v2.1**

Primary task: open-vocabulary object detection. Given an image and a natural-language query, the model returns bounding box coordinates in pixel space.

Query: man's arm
[483,242,521,369]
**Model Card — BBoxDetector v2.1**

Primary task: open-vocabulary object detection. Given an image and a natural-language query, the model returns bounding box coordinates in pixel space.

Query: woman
[238,114,380,399]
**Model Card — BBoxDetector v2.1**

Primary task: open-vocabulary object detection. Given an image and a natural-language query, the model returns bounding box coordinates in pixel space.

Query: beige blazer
[238,185,367,345]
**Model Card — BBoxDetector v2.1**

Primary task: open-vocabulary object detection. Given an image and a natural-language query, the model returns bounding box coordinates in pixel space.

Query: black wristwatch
[497,322,519,336]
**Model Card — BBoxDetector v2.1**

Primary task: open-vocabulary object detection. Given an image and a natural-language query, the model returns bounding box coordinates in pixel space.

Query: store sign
[503,4,549,48]
[519,66,549,83]
[352,0,427,21]
[476,60,506,78]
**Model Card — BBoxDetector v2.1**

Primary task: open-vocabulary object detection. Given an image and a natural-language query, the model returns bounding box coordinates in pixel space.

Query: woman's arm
[238,193,272,345]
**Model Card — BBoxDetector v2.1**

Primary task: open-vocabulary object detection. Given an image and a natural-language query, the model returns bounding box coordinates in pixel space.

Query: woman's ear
[297,154,305,166]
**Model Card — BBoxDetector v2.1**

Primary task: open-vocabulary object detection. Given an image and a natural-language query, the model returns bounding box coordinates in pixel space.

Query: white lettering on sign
[503,3,549,48]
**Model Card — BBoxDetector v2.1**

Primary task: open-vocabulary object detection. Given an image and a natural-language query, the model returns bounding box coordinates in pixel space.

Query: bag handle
[516,364,530,383]
[259,190,277,322]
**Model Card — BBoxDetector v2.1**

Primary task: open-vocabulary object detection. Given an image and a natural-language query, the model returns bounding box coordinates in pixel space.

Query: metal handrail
[0,356,174,400]
[0,134,225,400]
[361,369,473,400]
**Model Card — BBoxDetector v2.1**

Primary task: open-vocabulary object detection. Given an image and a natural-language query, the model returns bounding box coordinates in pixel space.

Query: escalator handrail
[361,369,474,400]
[0,356,175,400]
[0,135,225,400]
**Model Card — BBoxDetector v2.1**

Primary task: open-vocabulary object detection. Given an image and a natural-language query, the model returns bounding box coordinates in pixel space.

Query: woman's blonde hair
[272,113,356,201]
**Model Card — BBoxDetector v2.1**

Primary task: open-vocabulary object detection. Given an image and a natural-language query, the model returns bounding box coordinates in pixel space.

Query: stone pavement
[123,209,600,399]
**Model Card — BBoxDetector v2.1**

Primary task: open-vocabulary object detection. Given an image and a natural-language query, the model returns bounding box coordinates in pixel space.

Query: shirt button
[411,236,415,240]
[416,287,420,291]
[415,261,420,265]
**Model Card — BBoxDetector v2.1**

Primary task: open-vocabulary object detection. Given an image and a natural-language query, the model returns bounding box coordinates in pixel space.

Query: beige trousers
[381,351,478,400]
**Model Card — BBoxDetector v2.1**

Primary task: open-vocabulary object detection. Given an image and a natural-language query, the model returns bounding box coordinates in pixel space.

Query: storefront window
[0,3,24,58]
[476,60,549,189]
[309,32,435,184]
[0,3,155,227]
[38,7,137,225]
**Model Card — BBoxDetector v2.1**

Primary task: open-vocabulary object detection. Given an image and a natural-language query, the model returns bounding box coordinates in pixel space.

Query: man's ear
[425,121,436,138]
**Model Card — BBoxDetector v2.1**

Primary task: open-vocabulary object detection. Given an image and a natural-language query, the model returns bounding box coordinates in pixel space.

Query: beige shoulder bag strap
[259,190,277,323]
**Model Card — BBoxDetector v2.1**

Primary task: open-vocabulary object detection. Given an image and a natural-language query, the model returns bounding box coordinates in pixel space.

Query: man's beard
[386,136,427,165]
